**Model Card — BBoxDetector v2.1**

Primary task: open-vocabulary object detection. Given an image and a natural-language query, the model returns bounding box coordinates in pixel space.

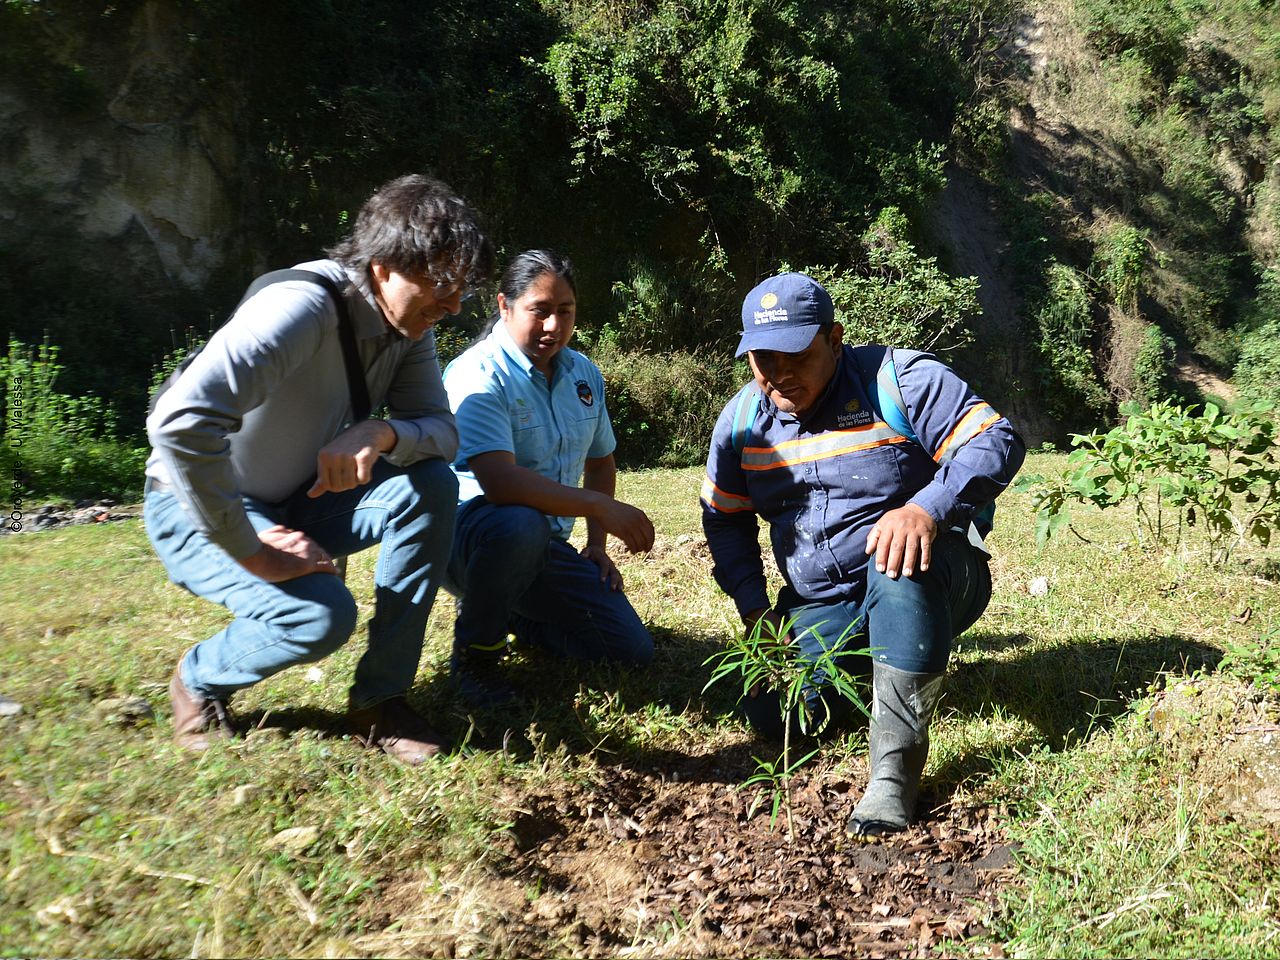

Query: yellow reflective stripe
[934,404,1000,463]
[701,477,755,513]
[740,424,909,471]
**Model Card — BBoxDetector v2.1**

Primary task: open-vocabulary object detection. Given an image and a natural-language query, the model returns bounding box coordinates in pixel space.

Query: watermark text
[7,372,25,531]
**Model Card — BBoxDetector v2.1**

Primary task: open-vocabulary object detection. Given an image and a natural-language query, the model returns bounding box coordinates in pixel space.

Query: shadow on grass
[230,630,1215,798]
[225,625,732,765]
[235,703,350,738]
[927,630,1223,794]
[949,630,1222,743]
[386,625,734,759]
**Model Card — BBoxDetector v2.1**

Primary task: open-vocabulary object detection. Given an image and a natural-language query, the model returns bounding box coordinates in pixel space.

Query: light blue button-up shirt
[444,321,616,541]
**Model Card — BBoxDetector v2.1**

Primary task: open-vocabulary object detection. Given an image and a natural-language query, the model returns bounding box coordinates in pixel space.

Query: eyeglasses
[440,284,479,306]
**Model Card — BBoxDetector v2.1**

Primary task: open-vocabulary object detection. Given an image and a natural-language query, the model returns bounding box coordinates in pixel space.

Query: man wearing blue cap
[700,272,1025,837]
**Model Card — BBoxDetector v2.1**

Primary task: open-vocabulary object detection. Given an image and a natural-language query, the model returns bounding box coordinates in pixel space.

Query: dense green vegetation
[0,340,146,503]
[1,0,1278,496]
[0,0,1008,483]
[979,0,1280,422]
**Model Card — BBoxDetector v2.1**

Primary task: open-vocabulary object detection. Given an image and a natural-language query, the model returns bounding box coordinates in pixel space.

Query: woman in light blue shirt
[443,250,655,705]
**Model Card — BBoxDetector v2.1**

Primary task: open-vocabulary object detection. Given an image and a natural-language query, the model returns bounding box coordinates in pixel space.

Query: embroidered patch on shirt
[836,408,874,428]
[576,380,594,407]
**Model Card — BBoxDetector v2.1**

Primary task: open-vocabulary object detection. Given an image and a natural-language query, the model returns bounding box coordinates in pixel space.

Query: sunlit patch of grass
[2,452,1279,955]
[994,711,1280,956]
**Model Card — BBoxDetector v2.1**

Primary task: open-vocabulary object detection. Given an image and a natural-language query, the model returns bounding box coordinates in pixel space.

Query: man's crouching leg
[847,530,991,837]
[315,458,458,763]
[176,577,359,751]
[146,487,362,751]
[846,663,944,837]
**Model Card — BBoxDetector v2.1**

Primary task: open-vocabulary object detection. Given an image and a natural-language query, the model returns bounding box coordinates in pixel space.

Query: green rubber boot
[847,663,945,839]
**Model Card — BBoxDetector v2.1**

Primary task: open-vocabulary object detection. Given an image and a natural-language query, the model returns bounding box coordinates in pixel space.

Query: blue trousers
[740,529,991,738]
[144,458,457,709]
[446,499,653,666]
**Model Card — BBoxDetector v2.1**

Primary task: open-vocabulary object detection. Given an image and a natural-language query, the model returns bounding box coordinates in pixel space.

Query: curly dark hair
[327,173,495,287]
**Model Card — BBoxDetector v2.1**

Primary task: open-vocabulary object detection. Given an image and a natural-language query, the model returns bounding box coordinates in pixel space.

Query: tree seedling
[704,615,869,838]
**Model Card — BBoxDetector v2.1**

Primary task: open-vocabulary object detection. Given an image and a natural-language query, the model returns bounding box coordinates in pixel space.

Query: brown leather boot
[169,662,236,751]
[348,695,449,764]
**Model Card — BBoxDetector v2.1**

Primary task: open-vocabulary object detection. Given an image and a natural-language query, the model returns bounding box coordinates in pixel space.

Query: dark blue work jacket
[701,344,1025,616]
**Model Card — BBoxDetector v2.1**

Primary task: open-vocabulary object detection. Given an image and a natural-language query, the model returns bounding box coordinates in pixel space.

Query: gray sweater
[146,259,458,559]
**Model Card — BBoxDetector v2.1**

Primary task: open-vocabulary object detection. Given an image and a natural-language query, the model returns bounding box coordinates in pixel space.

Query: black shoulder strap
[152,269,373,423]
[238,269,371,422]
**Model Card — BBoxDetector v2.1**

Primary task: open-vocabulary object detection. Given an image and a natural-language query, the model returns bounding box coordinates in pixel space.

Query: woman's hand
[580,543,623,590]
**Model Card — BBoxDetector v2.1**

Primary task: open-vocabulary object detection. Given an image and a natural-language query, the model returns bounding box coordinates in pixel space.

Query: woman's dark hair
[327,173,495,286]
[479,249,577,338]
[499,249,576,303]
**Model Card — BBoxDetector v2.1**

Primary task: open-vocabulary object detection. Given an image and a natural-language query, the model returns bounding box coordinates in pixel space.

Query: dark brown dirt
[482,754,1016,958]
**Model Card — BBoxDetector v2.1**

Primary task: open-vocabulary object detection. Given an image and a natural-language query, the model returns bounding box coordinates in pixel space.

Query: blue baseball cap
[735,272,835,358]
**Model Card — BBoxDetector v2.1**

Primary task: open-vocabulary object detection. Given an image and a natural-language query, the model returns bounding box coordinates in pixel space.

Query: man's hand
[307,420,396,498]
[592,499,655,554]
[865,502,938,579]
[238,524,337,582]
[581,543,623,590]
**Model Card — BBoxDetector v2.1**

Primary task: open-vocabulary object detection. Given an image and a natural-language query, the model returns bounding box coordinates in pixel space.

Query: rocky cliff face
[0,0,243,292]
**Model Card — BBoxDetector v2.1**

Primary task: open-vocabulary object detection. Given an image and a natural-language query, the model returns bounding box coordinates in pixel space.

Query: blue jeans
[144,458,457,709]
[446,499,653,666]
[740,529,991,738]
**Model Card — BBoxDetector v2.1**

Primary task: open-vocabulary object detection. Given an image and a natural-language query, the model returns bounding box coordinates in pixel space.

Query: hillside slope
[936,0,1279,438]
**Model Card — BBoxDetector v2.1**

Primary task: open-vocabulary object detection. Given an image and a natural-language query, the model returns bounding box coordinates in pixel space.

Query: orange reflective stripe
[740,423,909,471]
[933,405,1000,463]
[700,477,755,513]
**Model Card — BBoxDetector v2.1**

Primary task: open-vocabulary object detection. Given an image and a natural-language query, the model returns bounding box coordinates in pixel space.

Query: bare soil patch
[1172,350,1236,404]
[1150,677,1280,828]
[365,752,1017,958]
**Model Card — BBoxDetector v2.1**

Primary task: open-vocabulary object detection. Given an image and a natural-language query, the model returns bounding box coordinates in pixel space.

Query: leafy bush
[1234,318,1280,408]
[1078,0,1195,82]
[1019,399,1280,562]
[536,0,965,272]
[588,336,742,468]
[605,251,734,351]
[1132,325,1177,406]
[1031,262,1110,423]
[1221,627,1280,699]
[1,339,147,502]
[1093,225,1148,315]
[1233,268,1280,407]
[807,207,979,354]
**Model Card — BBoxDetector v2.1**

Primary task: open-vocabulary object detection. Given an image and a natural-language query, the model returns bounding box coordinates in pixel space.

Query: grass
[2,452,1279,956]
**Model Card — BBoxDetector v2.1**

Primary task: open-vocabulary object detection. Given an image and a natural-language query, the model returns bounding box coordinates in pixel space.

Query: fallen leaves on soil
[367,753,1017,958]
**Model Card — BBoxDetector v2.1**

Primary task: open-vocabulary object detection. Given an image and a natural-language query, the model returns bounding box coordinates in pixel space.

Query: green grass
[2,453,1279,956]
